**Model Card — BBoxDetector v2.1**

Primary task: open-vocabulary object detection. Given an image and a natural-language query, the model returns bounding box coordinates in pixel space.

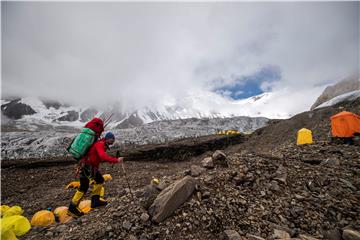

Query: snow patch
[315,90,360,109]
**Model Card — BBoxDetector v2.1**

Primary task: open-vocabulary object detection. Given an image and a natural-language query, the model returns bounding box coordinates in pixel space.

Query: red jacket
[83,139,118,169]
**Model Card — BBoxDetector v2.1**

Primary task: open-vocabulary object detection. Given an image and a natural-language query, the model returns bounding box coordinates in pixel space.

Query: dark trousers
[78,165,104,193]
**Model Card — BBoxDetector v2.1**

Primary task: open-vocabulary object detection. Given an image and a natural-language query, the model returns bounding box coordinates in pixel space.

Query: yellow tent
[297,128,313,145]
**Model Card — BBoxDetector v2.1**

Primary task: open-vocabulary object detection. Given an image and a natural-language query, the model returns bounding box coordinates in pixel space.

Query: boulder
[223,230,241,240]
[190,165,205,177]
[135,185,160,210]
[273,229,291,239]
[274,165,287,184]
[156,180,169,191]
[212,150,228,167]
[148,176,197,223]
[201,157,214,169]
[320,158,340,166]
[343,229,360,240]
[322,229,341,240]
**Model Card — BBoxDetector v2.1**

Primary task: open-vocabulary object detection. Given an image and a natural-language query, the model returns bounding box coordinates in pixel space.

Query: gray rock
[212,150,228,167]
[343,229,360,240]
[202,191,210,199]
[320,158,340,166]
[80,108,98,122]
[270,180,280,191]
[156,180,169,191]
[274,165,287,183]
[139,233,148,240]
[223,230,241,240]
[299,234,319,240]
[190,165,205,177]
[135,184,160,209]
[45,231,54,237]
[140,213,150,222]
[128,234,138,240]
[149,176,197,223]
[1,99,36,119]
[57,111,79,122]
[184,169,191,176]
[246,234,266,240]
[339,179,357,191]
[322,229,341,240]
[273,229,290,239]
[201,157,214,169]
[122,220,132,230]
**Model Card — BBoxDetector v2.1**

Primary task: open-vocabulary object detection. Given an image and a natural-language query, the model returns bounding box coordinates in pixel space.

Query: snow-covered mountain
[1,91,282,131]
[310,75,360,110]
[1,93,273,159]
[314,90,360,109]
[1,116,268,159]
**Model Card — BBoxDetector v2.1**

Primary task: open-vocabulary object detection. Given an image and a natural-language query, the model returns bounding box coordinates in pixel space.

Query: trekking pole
[103,113,114,128]
[116,149,135,202]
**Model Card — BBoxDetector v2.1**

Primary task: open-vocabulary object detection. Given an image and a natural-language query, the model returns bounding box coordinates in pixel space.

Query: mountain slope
[238,95,360,153]
[310,75,360,110]
[1,93,275,131]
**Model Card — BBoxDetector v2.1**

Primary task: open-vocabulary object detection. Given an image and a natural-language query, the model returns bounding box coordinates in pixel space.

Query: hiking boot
[91,195,108,208]
[67,202,84,218]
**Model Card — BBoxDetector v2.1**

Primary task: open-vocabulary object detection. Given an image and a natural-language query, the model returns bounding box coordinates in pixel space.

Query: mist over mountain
[311,75,360,110]
[0,92,276,131]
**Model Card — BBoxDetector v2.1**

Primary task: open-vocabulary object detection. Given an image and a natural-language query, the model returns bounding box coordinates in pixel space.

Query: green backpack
[67,128,96,160]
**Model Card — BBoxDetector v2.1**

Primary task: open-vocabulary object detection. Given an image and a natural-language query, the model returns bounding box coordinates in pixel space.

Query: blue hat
[105,132,115,140]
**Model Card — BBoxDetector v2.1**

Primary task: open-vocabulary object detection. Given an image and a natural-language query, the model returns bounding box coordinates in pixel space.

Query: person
[67,132,123,218]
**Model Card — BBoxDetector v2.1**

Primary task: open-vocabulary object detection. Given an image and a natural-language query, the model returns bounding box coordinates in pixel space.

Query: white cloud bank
[2,2,359,116]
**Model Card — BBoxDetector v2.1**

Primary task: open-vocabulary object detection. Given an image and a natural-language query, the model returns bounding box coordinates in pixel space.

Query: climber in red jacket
[67,132,123,218]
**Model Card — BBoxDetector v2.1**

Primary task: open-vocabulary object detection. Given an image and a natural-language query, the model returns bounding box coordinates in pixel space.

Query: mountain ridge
[310,75,360,110]
[1,92,275,130]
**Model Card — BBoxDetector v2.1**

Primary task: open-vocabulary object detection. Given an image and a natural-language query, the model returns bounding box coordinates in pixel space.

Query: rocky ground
[1,139,359,240]
[239,97,360,152]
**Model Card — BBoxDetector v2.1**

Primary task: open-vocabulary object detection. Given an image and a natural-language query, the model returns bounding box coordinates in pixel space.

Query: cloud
[2,2,359,114]
[213,65,281,99]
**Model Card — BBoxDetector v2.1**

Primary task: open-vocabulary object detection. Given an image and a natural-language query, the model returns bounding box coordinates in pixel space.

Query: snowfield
[315,90,360,109]
[1,116,268,159]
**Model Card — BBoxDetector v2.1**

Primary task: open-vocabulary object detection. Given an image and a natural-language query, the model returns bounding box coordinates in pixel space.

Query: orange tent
[330,111,360,137]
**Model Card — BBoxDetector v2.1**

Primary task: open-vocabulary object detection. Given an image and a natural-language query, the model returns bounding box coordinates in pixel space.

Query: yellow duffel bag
[31,210,55,227]
[1,215,31,237]
[54,206,73,223]
[2,206,23,218]
[0,205,11,217]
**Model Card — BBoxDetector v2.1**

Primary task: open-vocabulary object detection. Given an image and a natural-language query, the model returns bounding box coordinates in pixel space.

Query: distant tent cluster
[217,130,241,135]
[297,111,360,145]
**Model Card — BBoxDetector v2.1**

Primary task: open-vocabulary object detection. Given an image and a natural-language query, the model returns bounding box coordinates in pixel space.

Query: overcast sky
[2,2,359,112]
